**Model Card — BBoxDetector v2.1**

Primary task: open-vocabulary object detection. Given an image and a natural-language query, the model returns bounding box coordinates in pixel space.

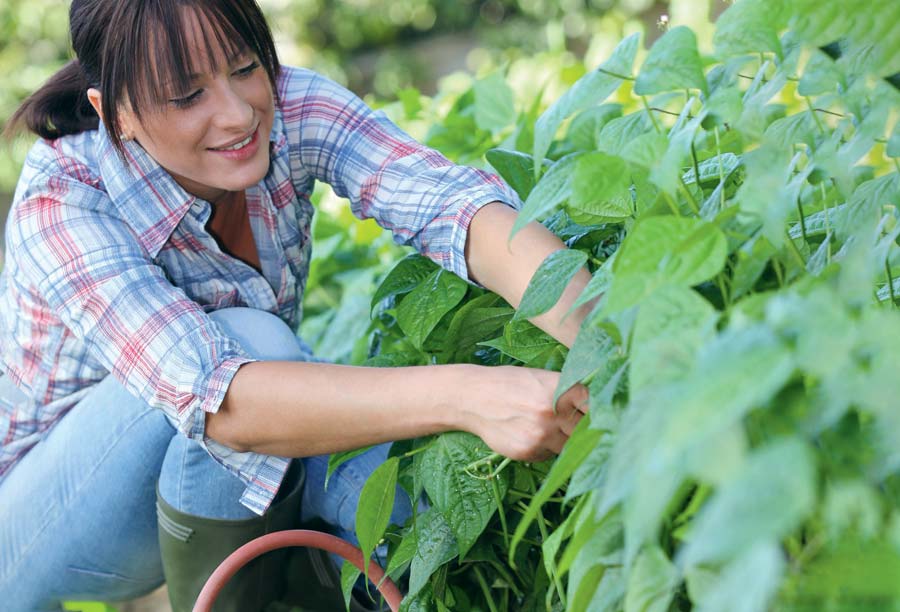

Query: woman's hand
[455,365,589,462]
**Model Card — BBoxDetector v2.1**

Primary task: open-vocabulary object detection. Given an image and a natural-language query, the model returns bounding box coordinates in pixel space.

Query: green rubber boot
[156,462,305,612]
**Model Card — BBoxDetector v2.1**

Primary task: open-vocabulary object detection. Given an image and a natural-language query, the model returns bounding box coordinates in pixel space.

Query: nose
[211,79,254,132]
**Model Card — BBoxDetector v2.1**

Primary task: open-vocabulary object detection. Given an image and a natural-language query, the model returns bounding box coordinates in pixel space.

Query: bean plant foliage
[331,1,900,610]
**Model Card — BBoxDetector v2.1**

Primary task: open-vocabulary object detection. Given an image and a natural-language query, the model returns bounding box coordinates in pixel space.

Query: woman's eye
[169,90,202,108]
[235,61,260,77]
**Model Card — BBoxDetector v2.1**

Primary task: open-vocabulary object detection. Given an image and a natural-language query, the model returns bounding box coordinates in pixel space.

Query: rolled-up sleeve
[8,172,270,499]
[283,68,523,283]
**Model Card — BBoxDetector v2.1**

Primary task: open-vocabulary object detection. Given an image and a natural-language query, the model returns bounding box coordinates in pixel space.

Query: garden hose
[193,529,403,612]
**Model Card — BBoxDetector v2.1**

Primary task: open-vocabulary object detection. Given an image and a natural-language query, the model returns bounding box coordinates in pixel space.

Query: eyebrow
[193,48,251,79]
[170,45,252,89]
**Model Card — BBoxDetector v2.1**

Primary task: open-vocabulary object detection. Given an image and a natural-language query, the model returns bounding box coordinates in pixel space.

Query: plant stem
[488,560,524,598]
[491,457,513,479]
[785,233,807,269]
[401,445,431,459]
[716,274,730,307]
[488,529,542,548]
[805,97,826,134]
[597,67,635,80]
[473,565,501,612]
[490,475,510,549]
[642,95,663,134]
[795,196,808,243]
[773,257,785,286]
[662,192,682,217]
[813,107,845,118]
[677,180,701,215]
[649,106,683,117]
[887,259,897,306]
[714,126,726,209]
[536,506,566,609]
[690,140,702,191]
[821,183,832,264]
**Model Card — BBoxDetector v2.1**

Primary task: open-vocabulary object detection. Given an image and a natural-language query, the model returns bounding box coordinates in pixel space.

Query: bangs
[100,0,279,151]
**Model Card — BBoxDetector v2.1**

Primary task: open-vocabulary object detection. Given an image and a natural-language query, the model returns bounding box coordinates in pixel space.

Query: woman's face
[98,13,275,204]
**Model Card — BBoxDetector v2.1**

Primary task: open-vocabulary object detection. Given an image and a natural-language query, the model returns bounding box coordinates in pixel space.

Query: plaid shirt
[0,66,521,514]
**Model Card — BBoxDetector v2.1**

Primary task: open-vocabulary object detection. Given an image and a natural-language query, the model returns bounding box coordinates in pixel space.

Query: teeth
[215,133,253,151]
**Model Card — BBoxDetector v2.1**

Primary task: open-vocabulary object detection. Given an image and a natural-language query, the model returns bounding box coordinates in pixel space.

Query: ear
[87,87,136,140]
[86,87,104,122]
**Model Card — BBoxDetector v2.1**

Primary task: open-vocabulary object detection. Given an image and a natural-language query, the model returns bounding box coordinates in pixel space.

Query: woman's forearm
[465,202,596,348]
[207,361,465,456]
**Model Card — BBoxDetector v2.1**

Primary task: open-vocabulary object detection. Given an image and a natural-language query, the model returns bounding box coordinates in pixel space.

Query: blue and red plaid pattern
[0,66,521,514]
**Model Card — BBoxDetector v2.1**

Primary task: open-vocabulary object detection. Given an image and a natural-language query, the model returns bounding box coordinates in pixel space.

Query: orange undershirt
[206,190,262,273]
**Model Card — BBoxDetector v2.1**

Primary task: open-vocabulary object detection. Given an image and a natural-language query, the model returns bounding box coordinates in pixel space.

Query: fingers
[546,429,568,455]
[556,383,590,415]
[559,407,584,437]
[554,382,590,441]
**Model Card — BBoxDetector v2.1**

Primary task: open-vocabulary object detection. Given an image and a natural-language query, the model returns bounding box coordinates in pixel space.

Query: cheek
[138,115,207,158]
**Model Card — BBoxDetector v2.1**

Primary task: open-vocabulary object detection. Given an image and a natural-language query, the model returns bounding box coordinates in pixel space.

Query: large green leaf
[479,319,564,366]
[564,503,625,611]
[371,254,439,313]
[474,71,515,133]
[511,153,583,238]
[599,323,794,524]
[782,539,900,604]
[356,456,399,583]
[554,321,617,404]
[341,563,362,612]
[656,325,795,471]
[396,269,468,349]
[533,33,640,173]
[681,153,741,187]
[486,148,540,201]
[565,103,623,151]
[327,445,374,487]
[695,543,785,612]
[798,48,843,96]
[442,294,513,363]
[624,545,677,612]
[568,152,634,222]
[597,112,655,157]
[586,569,626,612]
[514,249,589,320]
[763,112,818,151]
[406,508,459,599]
[629,285,718,395]
[713,0,787,59]
[679,438,816,567]
[419,432,509,558]
[604,216,728,313]
[635,26,708,97]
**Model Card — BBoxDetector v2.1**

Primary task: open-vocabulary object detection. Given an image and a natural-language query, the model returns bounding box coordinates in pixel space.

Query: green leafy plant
[346,1,900,610]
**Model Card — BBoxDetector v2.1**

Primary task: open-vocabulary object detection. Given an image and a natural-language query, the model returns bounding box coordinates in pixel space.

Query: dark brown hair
[5,0,280,157]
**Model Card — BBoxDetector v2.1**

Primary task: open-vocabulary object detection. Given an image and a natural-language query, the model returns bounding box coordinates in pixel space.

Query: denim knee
[209,307,308,361]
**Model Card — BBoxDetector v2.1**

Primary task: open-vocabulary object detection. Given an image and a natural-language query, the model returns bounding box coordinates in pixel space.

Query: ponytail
[3,59,98,141]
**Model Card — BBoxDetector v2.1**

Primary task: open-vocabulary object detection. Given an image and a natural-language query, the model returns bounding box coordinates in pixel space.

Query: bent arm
[208,203,596,459]
[464,202,596,348]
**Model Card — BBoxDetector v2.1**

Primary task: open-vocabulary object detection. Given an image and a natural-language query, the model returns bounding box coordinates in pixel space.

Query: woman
[0,0,592,609]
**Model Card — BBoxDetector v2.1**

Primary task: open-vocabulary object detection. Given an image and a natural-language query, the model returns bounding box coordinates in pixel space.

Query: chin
[216,159,270,191]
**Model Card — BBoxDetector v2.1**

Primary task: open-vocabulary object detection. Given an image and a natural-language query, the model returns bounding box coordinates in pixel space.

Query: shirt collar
[95,107,287,259]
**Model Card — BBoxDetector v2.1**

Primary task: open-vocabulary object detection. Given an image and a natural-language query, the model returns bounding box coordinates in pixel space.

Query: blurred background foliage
[0,0,723,200]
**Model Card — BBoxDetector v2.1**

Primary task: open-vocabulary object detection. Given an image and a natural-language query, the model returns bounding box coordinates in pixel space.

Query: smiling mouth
[209,127,257,151]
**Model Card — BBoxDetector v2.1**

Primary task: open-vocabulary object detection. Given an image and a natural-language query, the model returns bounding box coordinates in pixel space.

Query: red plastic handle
[193,529,403,612]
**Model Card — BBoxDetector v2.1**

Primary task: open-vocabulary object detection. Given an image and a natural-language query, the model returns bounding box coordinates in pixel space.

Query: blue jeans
[0,307,411,610]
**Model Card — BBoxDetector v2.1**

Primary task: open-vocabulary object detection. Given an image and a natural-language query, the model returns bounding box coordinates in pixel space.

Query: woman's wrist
[426,363,473,434]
